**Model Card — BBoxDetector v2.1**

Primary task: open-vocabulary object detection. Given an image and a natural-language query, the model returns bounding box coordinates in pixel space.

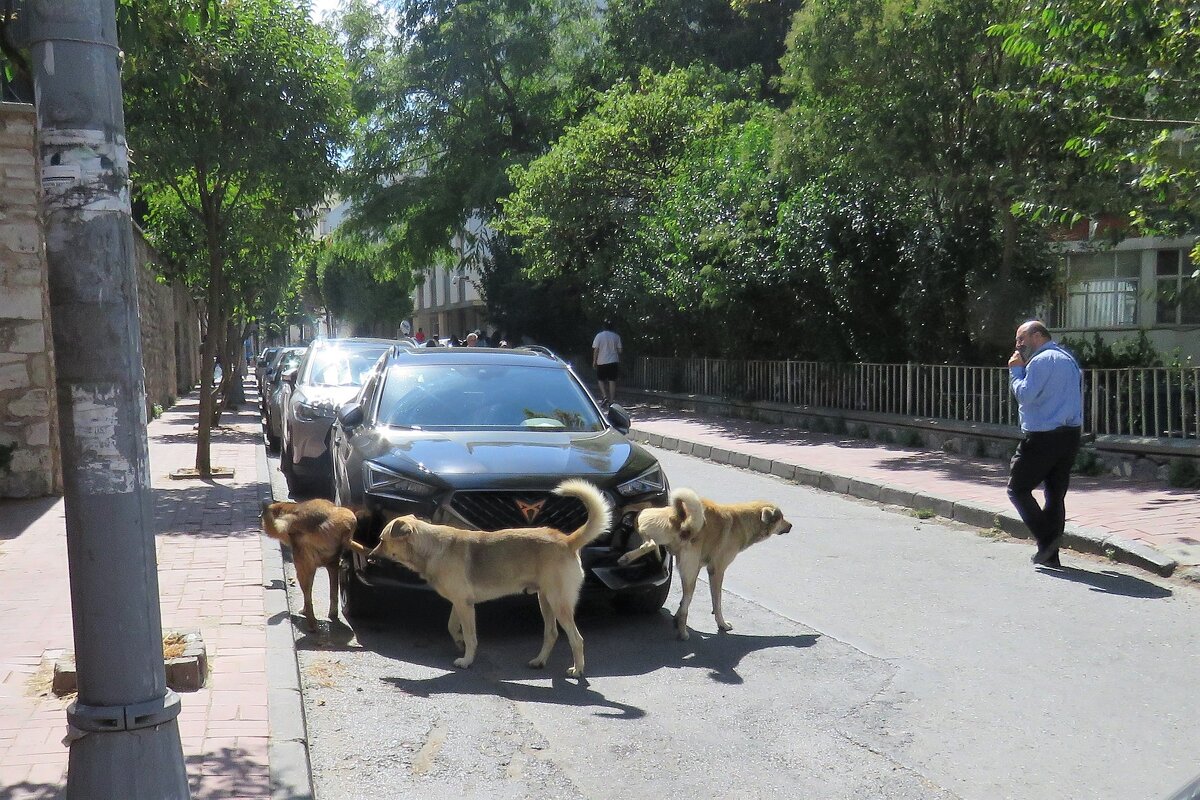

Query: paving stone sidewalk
[0,385,287,800]
[623,398,1200,583]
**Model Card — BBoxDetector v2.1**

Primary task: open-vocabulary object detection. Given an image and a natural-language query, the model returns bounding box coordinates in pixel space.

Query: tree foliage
[122,0,350,473]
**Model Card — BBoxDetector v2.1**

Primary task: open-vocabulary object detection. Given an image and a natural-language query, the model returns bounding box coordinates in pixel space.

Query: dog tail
[555,479,612,551]
[670,488,705,537]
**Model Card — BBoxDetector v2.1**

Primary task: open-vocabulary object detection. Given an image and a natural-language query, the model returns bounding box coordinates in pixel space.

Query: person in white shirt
[591,320,622,407]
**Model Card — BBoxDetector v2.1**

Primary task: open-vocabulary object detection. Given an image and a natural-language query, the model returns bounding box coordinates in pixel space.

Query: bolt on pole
[27,0,190,797]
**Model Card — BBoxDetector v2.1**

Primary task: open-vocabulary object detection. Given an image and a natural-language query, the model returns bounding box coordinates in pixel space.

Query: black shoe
[1031,536,1064,566]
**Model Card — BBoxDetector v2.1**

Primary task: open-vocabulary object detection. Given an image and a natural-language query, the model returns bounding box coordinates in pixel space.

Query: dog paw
[717,621,733,632]
[452,657,473,669]
[566,666,583,678]
[528,658,547,669]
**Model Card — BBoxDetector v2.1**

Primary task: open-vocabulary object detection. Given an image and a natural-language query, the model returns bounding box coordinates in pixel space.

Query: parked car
[260,345,304,402]
[262,348,305,451]
[255,347,280,391]
[330,344,672,618]
[281,338,398,496]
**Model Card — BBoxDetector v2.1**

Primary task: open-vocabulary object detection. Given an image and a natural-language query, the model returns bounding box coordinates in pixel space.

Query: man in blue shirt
[1007,320,1084,568]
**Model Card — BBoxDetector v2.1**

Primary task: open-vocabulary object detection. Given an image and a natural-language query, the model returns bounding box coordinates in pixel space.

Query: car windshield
[302,346,389,388]
[377,363,604,431]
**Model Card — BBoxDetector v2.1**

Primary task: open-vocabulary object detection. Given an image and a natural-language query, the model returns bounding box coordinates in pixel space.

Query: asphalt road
[267,446,1200,800]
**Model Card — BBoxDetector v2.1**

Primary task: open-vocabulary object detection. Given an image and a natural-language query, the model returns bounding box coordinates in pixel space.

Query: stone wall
[0,103,202,498]
[135,233,201,412]
[0,103,61,497]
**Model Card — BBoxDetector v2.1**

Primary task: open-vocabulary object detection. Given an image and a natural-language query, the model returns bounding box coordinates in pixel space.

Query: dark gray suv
[330,344,672,617]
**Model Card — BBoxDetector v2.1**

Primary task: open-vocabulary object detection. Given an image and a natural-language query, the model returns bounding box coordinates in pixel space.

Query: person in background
[465,331,480,347]
[414,327,426,344]
[591,320,622,408]
[1007,320,1084,569]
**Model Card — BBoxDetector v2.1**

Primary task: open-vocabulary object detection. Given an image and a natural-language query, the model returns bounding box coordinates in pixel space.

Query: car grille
[450,491,589,532]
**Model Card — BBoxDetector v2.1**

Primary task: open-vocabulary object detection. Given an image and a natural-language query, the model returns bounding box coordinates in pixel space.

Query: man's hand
[1008,350,1024,368]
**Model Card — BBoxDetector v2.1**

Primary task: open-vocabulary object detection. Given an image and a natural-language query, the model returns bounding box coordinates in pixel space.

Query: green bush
[899,429,923,448]
[831,417,848,436]
[1072,448,1106,476]
[0,442,14,474]
[875,428,895,444]
[852,423,870,439]
[151,403,165,420]
[1168,458,1200,488]
[1058,330,1161,369]
[812,417,829,434]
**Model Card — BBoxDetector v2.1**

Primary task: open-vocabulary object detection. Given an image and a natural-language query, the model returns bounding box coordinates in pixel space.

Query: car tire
[339,555,383,620]
[265,429,281,453]
[614,557,673,614]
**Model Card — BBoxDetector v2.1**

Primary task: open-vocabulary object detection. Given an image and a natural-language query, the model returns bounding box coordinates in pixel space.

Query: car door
[331,360,385,505]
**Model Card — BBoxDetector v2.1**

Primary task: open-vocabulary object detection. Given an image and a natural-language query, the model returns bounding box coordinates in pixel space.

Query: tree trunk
[195,220,225,476]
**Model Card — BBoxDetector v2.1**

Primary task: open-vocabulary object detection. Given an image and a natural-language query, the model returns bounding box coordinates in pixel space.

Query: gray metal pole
[26,1,190,796]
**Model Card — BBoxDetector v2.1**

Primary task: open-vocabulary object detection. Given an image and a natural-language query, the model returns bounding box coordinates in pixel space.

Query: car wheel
[614,557,673,614]
[266,428,281,452]
[339,555,383,620]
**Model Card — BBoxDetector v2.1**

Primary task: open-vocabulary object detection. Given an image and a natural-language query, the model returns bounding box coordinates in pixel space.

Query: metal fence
[629,357,1200,441]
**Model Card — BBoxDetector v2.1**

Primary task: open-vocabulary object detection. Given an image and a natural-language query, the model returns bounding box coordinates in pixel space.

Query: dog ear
[761,507,781,524]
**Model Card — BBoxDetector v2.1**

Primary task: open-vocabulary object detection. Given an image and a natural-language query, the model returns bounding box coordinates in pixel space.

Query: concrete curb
[630,427,1180,580]
[257,444,316,800]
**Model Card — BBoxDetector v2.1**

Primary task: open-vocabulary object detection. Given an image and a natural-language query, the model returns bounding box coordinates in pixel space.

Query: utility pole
[26,1,190,796]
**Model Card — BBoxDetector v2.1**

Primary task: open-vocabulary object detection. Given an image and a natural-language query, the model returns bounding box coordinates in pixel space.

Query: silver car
[262,348,305,451]
[281,338,397,496]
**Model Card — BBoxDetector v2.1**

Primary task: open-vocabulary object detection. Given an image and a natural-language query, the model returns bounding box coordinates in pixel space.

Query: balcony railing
[628,357,1200,440]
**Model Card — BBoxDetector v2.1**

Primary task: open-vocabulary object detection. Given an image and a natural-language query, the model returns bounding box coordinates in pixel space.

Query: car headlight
[295,399,337,421]
[615,465,665,497]
[364,462,438,499]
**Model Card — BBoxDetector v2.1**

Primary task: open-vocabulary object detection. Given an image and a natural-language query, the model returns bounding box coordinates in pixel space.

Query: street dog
[261,499,370,632]
[369,479,611,677]
[619,488,792,640]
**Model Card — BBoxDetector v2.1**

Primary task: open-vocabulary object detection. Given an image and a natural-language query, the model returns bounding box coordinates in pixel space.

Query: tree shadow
[1036,565,1173,598]
[0,781,62,800]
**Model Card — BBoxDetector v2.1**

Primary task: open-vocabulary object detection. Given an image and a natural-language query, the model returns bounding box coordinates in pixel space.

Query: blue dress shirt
[1009,342,1084,432]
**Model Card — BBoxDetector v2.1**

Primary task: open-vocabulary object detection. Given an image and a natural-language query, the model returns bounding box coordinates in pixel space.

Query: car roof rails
[517,345,561,361]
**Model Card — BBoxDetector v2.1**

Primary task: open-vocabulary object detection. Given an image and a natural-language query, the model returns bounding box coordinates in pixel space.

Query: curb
[257,444,316,800]
[630,427,1180,580]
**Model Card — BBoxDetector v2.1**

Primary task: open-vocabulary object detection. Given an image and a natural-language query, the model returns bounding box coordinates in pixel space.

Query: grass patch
[910,508,936,520]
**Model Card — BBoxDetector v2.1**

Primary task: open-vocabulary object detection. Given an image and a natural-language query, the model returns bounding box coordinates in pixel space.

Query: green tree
[778,0,1069,358]
[993,0,1199,270]
[315,229,416,337]
[122,0,350,475]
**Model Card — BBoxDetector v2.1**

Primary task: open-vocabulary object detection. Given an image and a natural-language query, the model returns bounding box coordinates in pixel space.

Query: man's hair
[602,320,613,331]
[1023,320,1051,340]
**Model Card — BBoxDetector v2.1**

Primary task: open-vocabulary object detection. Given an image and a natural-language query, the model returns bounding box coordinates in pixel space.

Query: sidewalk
[623,396,1200,584]
[0,385,290,799]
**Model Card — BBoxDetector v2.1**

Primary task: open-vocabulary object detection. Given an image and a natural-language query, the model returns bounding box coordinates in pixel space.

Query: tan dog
[619,488,792,640]
[369,479,610,677]
[261,499,370,632]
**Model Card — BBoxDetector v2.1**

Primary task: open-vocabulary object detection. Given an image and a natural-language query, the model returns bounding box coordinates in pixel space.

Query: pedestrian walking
[1006,320,1084,568]
[592,320,622,407]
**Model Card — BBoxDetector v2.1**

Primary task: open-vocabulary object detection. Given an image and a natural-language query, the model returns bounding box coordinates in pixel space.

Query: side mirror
[282,367,299,386]
[606,403,631,434]
[337,402,364,428]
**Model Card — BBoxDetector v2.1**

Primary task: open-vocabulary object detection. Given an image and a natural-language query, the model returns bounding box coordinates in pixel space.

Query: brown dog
[261,499,370,631]
[369,479,610,677]
[619,488,792,640]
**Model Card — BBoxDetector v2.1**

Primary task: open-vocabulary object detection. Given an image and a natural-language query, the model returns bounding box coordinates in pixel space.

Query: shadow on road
[1037,565,1173,598]
[342,591,821,715]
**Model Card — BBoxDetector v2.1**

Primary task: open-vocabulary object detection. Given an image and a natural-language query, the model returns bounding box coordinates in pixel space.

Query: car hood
[370,428,645,484]
[296,385,360,406]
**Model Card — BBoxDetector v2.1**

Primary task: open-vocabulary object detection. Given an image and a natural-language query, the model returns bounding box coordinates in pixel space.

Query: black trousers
[1007,426,1082,550]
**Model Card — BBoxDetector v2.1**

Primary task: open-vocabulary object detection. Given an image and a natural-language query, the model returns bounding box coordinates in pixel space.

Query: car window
[378,364,604,431]
[301,346,390,388]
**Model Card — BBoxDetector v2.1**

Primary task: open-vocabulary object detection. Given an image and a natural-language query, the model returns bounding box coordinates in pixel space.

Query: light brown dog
[619,488,792,640]
[261,499,370,632]
[369,479,610,677]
